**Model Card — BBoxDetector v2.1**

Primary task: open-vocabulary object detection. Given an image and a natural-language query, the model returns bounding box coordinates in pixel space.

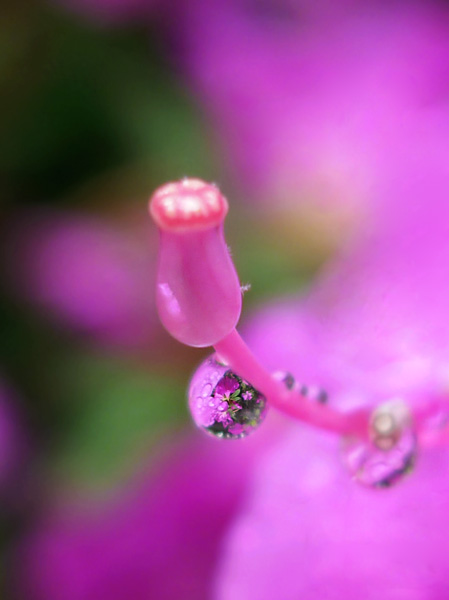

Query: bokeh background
[2,0,449,598]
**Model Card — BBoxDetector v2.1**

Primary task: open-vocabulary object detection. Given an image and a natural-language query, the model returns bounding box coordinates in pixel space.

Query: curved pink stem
[149,178,449,447]
[214,329,371,438]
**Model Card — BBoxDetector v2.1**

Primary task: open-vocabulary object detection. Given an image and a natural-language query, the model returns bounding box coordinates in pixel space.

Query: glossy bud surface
[150,179,242,347]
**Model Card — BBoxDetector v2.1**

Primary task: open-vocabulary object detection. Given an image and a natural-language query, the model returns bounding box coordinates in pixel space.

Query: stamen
[150,179,377,442]
[149,178,241,347]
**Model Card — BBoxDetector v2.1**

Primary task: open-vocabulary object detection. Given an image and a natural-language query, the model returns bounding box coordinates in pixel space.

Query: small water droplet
[273,371,297,390]
[273,372,329,404]
[342,401,416,488]
[188,354,268,439]
[201,383,213,398]
[303,385,329,404]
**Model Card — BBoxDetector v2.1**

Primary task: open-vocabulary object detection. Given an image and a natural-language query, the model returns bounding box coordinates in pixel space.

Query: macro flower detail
[149,176,449,489]
[9,2,449,598]
[342,401,417,488]
[150,178,241,347]
[214,375,239,401]
[188,355,267,439]
[149,178,372,438]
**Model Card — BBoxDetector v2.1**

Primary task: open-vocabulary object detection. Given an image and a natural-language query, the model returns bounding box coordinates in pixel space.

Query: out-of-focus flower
[16,112,449,598]
[211,116,449,599]
[13,2,449,599]
[215,429,449,599]
[15,429,277,600]
[2,209,157,350]
[180,0,449,223]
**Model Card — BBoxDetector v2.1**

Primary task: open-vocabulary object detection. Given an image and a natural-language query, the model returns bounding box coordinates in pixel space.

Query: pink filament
[150,178,449,445]
[214,329,371,437]
[215,330,449,444]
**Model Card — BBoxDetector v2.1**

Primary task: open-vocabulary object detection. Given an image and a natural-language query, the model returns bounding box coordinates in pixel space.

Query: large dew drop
[188,354,267,439]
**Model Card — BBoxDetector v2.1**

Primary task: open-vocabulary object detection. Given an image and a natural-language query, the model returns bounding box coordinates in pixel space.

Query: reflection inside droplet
[189,354,268,439]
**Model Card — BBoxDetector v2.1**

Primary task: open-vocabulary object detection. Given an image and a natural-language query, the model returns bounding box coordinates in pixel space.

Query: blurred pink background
[2,1,449,598]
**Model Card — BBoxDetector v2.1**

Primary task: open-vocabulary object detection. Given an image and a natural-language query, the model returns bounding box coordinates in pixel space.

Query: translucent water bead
[189,354,268,439]
[273,371,329,404]
[342,400,417,488]
[273,371,297,391]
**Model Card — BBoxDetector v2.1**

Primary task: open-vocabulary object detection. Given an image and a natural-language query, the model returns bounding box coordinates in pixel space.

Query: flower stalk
[149,177,448,449]
[214,329,370,437]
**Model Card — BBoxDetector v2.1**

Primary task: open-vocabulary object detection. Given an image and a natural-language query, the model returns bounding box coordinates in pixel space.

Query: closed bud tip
[149,178,241,347]
[149,178,228,233]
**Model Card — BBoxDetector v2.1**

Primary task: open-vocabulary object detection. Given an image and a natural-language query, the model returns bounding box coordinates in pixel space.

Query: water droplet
[273,372,329,404]
[302,385,329,404]
[342,400,417,488]
[273,371,297,390]
[201,383,213,398]
[188,354,268,439]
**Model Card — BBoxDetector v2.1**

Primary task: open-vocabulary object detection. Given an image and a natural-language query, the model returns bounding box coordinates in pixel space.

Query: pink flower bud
[149,178,242,347]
